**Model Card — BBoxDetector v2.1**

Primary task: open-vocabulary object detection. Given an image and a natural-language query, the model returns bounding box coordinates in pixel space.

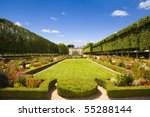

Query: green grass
[35,59,116,81]
[35,59,116,98]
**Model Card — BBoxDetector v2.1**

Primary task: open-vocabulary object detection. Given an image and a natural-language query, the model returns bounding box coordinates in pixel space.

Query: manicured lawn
[35,59,116,81]
[35,59,116,98]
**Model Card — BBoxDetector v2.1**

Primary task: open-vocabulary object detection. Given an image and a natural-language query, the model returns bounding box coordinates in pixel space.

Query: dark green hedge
[25,58,66,74]
[94,60,125,73]
[0,18,59,55]
[57,79,98,98]
[86,16,150,55]
[95,78,150,98]
[0,57,65,99]
[0,79,57,100]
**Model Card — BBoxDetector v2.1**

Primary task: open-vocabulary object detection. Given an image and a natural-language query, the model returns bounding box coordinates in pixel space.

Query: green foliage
[25,58,66,74]
[112,74,133,86]
[67,44,74,48]
[35,59,116,98]
[90,16,150,54]
[0,78,57,99]
[95,78,150,98]
[26,78,43,88]
[15,75,26,86]
[0,18,59,55]
[83,43,93,54]
[57,79,98,98]
[58,43,69,54]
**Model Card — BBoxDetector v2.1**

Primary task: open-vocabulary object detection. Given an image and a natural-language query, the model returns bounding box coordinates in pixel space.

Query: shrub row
[95,60,126,73]
[95,78,150,98]
[57,79,98,98]
[25,58,66,74]
[0,78,57,99]
[0,57,66,99]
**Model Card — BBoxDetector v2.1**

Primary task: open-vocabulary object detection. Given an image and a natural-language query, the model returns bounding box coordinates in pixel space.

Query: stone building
[69,48,83,55]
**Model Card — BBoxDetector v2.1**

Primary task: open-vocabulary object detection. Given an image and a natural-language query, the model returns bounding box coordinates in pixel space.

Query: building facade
[69,48,83,55]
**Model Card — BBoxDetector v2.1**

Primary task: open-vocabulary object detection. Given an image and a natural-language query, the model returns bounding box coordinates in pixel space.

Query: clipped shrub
[25,58,66,74]
[57,79,98,98]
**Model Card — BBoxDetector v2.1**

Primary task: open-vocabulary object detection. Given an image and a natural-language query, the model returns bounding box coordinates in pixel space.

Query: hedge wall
[95,76,150,98]
[25,57,66,74]
[84,16,150,56]
[0,78,57,99]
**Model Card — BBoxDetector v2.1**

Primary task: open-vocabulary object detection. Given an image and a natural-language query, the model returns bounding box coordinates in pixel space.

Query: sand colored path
[50,86,150,100]
[51,86,110,100]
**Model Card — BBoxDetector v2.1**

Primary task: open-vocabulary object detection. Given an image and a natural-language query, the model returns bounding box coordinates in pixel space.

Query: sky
[0,0,150,47]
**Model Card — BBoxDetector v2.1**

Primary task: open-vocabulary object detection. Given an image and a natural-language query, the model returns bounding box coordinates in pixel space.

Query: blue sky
[0,0,150,47]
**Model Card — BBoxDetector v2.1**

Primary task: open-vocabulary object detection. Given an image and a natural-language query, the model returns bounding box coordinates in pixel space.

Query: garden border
[0,58,66,99]
[92,58,150,98]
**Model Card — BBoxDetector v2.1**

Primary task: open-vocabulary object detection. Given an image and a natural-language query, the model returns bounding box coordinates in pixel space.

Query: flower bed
[90,55,150,87]
[89,55,150,98]
[0,56,66,99]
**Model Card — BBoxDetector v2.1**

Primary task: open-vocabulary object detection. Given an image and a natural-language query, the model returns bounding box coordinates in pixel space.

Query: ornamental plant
[26,78,43,88]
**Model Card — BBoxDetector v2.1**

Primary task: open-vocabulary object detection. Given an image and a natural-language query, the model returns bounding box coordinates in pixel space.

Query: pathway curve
[51,86,110,100]
[50,86,150,100]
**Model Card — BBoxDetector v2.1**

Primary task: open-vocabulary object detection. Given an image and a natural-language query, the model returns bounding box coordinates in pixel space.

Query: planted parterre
[83,16,150,58]
[0,56,66,99]
[35,59,116,98]
[89,55,150,98]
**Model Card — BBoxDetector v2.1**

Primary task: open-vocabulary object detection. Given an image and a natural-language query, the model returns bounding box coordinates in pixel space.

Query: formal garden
[0,16,150,99]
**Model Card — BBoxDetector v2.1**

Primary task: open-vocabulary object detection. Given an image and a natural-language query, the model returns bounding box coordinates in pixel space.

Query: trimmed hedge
[94,60,125,73]
[25,58,66,74]
[0,57,66,99]
[0,78,57,100]
[57,79,98,98]
[95,78,150,98]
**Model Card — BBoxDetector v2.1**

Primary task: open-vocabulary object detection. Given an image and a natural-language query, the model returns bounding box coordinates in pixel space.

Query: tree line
[83,16,150,57]
[0,18,69,56]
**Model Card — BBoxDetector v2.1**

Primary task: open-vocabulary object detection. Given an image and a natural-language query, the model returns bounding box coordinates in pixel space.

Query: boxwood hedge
[0,57,67,99]
[57,79,98,98]
[25,58,66,74]
[95,78,150,98]
[0,78,57,99]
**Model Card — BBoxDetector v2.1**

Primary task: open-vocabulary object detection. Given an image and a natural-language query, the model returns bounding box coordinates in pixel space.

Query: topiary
[57,79,98,98]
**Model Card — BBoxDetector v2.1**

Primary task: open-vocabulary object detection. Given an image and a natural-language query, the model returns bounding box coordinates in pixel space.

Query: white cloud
[25,22,31,26]
[49,30,59,34]
[62,12,66,16]
[57,34,64,37]
[50,17,58,21]
[42,29,60,34]
[138,0,150,10]
[15,22,22,26]
[111,10,128,17]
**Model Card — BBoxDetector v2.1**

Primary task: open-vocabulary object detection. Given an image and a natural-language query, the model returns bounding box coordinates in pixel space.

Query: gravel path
[50,86,110,100]
[50,60,150,100]
[50,86,150,100]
